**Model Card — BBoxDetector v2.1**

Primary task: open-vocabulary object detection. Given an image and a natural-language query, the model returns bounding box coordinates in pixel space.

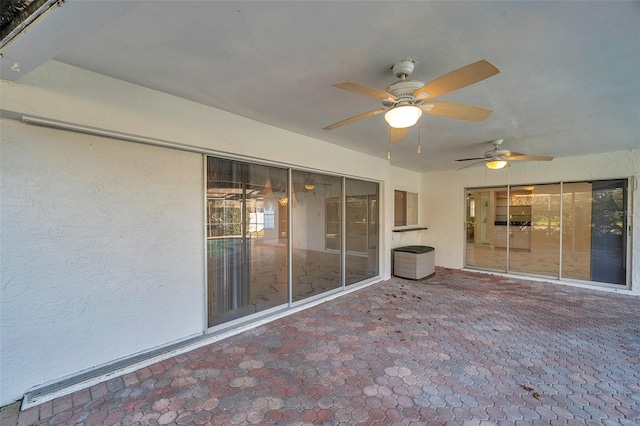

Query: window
[394,190,418,227]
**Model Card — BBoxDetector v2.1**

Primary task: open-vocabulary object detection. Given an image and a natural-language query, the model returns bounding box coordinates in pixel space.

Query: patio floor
[2,268,639,425]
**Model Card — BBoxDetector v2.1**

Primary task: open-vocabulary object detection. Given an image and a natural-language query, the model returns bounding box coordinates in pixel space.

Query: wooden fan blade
[333,82,397,101]
[422,101,493,122]
[503,152,526,158]
[456,160,487,171]
[388,126,408,143]
[323,108,386,130]
[507,154,554,161]
[455,157,486,162]
[414,60,500,100]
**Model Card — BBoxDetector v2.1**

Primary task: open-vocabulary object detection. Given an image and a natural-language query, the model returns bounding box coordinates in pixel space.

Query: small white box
[393,246,435,280]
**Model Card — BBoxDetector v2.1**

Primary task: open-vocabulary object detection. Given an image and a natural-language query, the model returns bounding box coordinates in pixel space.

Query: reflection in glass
[407,192,418,226]
[394,191,405,226]
[508,184,560,277]
[394,190,418,226]
[466,180,628,286]
[562,182,593,281]
[207,158,288,327]
[291,171,342,301]
[563,180,627,284]
[345,179,379,285]
[465,188,507,271]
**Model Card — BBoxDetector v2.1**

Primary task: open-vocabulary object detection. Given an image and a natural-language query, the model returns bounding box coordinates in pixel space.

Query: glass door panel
[291,171,342,301]
[207,179,245,326]
[590,180,627,284]
[207,158,288,327]
[509,184,560,276]
[562,182,593,280]
[465,187,507,271]
[245,164,289,311]
[345,179,379,285]
[563,179,627,284]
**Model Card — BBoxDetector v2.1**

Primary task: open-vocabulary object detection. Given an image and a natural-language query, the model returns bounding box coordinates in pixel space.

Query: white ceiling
[2,0,639,172]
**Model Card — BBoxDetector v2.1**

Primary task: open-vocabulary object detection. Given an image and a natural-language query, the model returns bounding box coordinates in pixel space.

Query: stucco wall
[0,119,205,404]
[420,151,639,293]
[0,61,399,405]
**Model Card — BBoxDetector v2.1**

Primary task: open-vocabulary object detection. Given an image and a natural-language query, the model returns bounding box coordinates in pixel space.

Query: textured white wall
[1,61,389,182]
[0,119,205,404]
[0,61,395,405]
[420,151,639,293]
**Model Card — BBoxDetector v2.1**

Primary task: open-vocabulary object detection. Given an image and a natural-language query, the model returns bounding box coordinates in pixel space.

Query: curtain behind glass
[207,157,288,327]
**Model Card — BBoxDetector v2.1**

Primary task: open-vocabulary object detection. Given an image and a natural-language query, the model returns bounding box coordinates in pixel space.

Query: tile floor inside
[2,268,639,425]
[465,243,592,280]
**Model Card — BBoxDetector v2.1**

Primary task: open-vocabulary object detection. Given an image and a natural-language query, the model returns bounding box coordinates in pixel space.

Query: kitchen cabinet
[511,227,531,249]
[495,226,508,248]
[493,191,531,250]
[494,225,530,249]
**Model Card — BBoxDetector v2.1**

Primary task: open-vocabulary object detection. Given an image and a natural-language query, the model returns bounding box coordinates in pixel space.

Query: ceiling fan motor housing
[383,80,425,106]
[485,139,508,157]
[485,149,510,158]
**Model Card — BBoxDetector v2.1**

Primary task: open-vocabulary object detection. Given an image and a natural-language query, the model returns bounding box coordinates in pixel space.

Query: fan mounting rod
[385,60,426,105]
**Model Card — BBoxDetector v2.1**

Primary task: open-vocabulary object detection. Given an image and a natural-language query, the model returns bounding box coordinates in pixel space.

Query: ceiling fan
[455,139,553,170]
[324,59,500,143]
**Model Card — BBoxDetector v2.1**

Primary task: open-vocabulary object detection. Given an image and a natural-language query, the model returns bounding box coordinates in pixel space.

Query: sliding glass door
[291,171,342,301]
[465,187,507,271]
[562,180,628,284]
[465,179,629,286]
[206,158,288,327]
[508,184,561,277]
[345,178,379,285]
[207,157,380,327]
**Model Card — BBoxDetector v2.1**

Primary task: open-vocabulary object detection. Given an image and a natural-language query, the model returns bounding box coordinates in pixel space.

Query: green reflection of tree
[592,189,624,238]
[208,200,242,237]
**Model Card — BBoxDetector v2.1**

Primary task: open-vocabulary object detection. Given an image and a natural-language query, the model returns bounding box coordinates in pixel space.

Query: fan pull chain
[417,118,422,154]
[387,126,391,160]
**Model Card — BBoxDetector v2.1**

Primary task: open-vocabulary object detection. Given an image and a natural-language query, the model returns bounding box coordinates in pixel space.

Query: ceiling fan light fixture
[384,104,422,128]
[304,183,315,190]
[486,160,508,170]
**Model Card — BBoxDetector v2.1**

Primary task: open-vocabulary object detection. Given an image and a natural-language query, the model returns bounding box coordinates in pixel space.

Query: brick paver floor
[2,268,639,425]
